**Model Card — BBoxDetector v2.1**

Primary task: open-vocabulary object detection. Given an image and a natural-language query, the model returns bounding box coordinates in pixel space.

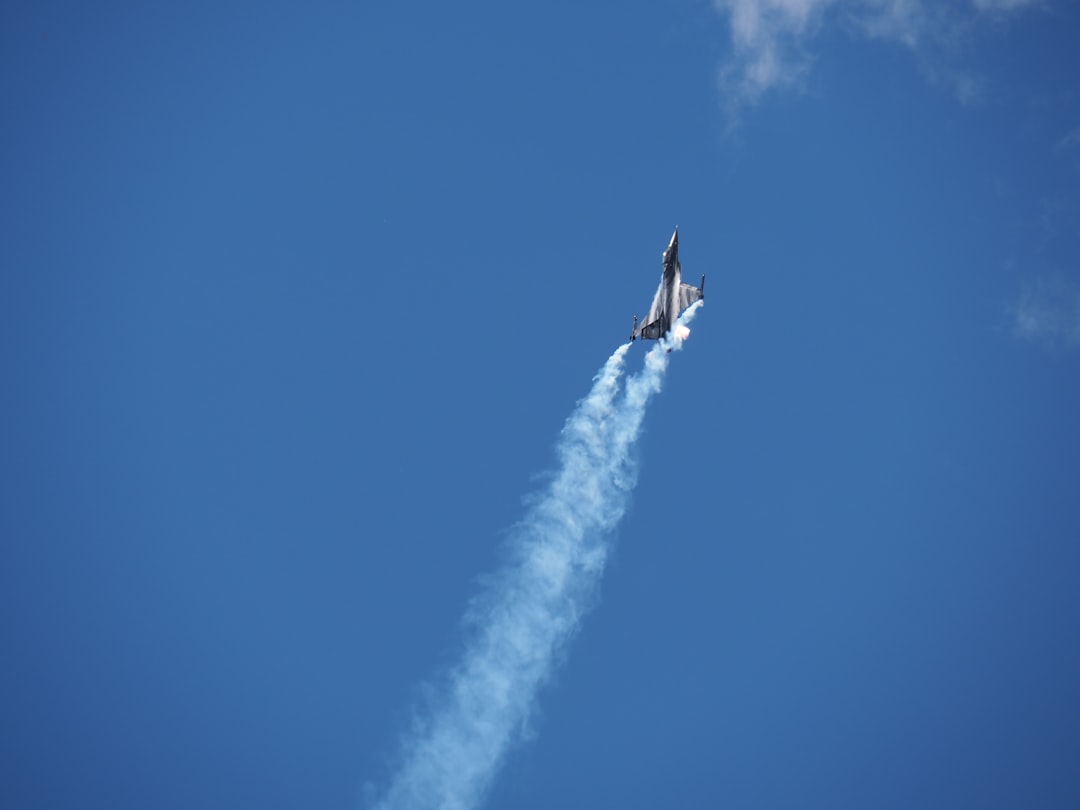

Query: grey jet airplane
[630,228,704,341]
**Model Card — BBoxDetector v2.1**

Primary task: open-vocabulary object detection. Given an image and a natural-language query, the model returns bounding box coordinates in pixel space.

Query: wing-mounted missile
[700,274,706,299]
[630,314,638,342]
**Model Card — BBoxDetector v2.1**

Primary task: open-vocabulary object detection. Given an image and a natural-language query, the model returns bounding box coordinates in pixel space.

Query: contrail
[371,301,704,810]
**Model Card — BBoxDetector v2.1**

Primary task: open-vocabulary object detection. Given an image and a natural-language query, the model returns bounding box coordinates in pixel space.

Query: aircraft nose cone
[670,227,679,248]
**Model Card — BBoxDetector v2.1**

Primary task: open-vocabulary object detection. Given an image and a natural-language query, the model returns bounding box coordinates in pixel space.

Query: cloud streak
[714,0,834,107]
[1014,272,1080,348]
[370,302,704,810]
[712,0,1045,116]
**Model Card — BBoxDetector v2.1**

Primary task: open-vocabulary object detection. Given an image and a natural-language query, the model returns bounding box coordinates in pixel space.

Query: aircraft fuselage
[631,228,703,342]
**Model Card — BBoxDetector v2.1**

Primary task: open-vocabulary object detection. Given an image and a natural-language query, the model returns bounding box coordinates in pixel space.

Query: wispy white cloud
[1014,272,1080,348]
[1058,126,1080,156]
[714,0,835,108]
[1054,126,1080,173]
[852,0,926,48]
[713,0,1045,115]
[971,0,1042,13]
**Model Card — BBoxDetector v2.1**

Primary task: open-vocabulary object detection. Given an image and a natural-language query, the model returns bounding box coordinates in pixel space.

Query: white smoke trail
[371,301,703,810]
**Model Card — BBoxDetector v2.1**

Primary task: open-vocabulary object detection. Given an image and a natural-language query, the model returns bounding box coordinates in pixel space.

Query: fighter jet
[630,228,704,341]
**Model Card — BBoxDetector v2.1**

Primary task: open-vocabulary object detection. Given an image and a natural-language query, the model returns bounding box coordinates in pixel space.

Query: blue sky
[2,1,1079,808]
